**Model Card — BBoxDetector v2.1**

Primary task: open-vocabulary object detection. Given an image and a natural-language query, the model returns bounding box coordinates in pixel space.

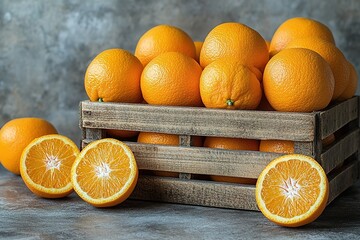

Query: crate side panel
[327,159,359,204]
[321,128,360,173]
[80,101,315,141]
[319,97,359,138]
[130,176,258,210]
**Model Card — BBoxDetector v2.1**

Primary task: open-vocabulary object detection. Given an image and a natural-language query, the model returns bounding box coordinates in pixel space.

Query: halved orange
[256,154,329,227]
[20,134,80,198]
[71,138,138,207]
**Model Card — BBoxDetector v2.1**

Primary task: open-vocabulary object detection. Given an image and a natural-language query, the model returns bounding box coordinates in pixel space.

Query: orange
[141,52,203,107]
[194,41,203,62]
[286,38,350,100]
[256,154,329,227]
[84,48,143,103]
[337,62,358,101]
[259,140,294,154]
[200,22,269,71]
[135,25,196,66]
[106,129,139,139]
[263,48,335,112]
[322,133,335,147]
[71,138,138,207]
[204,136,259,184]
[137,132,203,147]
[269,17,335,56]
[200,58,262,110]
[0,118,58,175]
[20,134,79,198]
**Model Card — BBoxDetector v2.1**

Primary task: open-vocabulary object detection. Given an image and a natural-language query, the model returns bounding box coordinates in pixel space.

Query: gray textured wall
[1,0,359,144]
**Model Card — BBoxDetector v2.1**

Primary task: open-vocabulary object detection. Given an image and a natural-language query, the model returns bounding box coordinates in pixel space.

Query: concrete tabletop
[1,164,359,240]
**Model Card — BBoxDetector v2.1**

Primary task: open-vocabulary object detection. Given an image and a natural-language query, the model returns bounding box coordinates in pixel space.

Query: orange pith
[256,154,329,227]
[20,134,79,198]
[71,139,138,207]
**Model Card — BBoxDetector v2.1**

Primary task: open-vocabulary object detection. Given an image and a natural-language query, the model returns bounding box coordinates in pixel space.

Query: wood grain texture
[319,96,359,139]
[130,176,258,210]
[321,128,360,173]
[327,159,359,204]
[80,101,316,141]
[124,142,281,179]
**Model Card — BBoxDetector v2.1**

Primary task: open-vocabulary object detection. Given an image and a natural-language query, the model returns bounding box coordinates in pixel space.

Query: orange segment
[256,154,329,227]
[20,134,79,198]
[71,139,138,207]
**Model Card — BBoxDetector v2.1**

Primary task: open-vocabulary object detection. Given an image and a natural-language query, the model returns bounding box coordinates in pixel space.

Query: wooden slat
[130,176,258,210]
[327,159,359,204]
[319,96,359,138]
[294,141,315,157]
[321,128,360,173]
[124,142,280,179]
[80,101,316,141]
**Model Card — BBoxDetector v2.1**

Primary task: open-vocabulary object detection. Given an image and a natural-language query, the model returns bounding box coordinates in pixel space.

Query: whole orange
[269,17,335,56]
[337,62,358,101]
[200,58,262,110]
[194,41,203,63]
[0,118,58,175]
[84,48,143,103]
[200,22,269,71]
[135,25,196,66]
[141,52,203,107]
[286,38,350,100]
[106,129,139,139]
[263,48,335,112]
[259,140,294,154]
[203,137,259,151]
[137,132,203,147]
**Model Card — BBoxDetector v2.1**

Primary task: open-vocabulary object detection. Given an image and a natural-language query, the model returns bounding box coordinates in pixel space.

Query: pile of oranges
[85,17,357,113]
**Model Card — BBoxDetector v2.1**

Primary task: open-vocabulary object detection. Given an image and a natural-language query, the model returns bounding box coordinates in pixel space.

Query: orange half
[20,134,80,198]
[255,154,329,227]
[71,138,138,207]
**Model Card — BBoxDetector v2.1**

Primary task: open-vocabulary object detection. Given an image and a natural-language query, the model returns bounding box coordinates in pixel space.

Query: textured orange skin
[84,48,143,103]
[0,118,58,175]
[269,17,335,56]
[200,59,262,110]
[337,62,358,101]
[259,140,294,154]
[135,25,196,66]
[286,38,349,100]
[194,41,203,63]
[200,22,269,71]
[20,134,79,198]
[141,52,203,107]
[263,48,335,112]
[204,137,259,151]
[106,129,139,139]
[205,136,259,184]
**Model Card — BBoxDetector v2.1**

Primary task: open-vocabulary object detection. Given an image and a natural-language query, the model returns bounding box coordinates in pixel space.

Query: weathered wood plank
[178,135,192,179]
[80,101,316,141]
[130,176,258,210]
[124,142,281,179]
[294,141,315,157]
[327,159,359,204]
[321,128,360,173]
[319,96,359,139]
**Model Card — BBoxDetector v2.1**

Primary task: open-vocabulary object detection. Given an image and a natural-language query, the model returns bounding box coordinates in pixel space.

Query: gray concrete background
[1,0,359,144]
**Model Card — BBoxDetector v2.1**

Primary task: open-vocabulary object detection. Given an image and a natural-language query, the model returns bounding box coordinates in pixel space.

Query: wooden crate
[79,96,360,211]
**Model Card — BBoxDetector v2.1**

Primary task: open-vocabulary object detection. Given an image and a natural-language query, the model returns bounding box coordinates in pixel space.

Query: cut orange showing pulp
[71,138,138,207]
[255,154,329,227]
[20,134,80,198]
